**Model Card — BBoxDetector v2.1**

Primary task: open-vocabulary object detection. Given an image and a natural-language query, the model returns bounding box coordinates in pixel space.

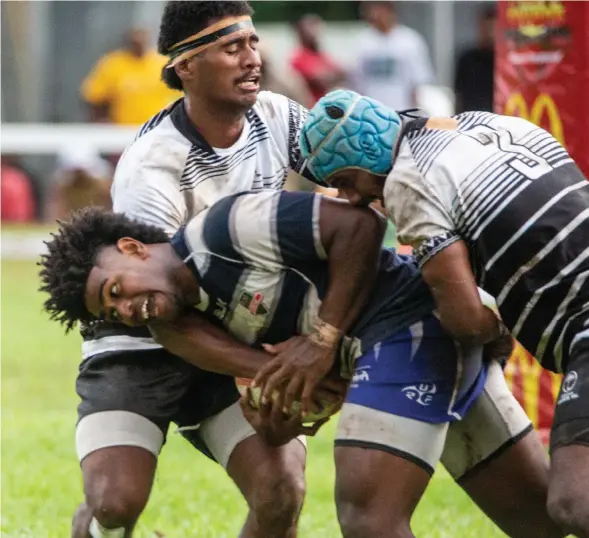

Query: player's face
[188,30,262,110]
[327,169,385,207]
[84,241,183,327]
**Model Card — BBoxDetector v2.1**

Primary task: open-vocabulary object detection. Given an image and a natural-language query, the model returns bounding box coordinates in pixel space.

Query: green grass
[1,259,505,537]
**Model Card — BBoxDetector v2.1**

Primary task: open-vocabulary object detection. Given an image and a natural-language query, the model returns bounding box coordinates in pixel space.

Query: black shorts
[76,347,240,456]
[550,338,589,452]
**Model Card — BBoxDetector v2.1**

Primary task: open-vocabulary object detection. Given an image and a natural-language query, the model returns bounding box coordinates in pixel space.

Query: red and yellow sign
[495,1,589,177]
[495,1,589,439]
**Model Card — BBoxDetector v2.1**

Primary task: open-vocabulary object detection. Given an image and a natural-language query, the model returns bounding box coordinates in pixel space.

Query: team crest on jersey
[239,291,269,316]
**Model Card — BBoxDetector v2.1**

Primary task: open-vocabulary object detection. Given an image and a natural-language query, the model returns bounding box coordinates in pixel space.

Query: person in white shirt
[351,1,434,110]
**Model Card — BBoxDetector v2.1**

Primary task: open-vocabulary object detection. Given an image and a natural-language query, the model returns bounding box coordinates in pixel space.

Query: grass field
[1,255,507,538]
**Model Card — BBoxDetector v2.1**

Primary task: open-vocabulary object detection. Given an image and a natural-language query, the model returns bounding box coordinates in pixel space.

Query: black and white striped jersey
[82,92,312,359]
[385,111,589,373]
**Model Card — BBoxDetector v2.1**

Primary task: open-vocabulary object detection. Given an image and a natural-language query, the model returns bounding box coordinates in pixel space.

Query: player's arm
[388,166,505,346]
[245,192,386,414]
[148,314,272,379]
[420,241,506,345]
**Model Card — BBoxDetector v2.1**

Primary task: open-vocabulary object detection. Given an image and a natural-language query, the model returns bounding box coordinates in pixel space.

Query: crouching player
[40,191,562,538]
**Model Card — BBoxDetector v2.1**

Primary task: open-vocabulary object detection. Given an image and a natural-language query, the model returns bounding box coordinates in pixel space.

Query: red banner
[494,1,589,438]
[495,1,589,176]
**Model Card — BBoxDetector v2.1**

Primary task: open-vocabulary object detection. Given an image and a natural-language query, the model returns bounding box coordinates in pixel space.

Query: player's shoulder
[253,91,292,121]
[123,101,188,159]
[114,101,190,181]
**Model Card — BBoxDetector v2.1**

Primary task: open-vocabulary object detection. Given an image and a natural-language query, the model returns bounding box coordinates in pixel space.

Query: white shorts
[335,361,533,478]
[76,401,305,469]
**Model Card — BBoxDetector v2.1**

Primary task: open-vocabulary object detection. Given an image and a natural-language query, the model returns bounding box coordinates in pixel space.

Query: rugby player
[299,88,589,536]
[69,1,316,537]
[40,192,562,538]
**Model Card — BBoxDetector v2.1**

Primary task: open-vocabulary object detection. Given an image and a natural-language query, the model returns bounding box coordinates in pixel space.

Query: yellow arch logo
[504,92,565,146]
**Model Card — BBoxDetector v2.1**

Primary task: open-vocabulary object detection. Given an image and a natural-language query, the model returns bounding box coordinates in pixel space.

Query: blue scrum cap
[300,89,402,186]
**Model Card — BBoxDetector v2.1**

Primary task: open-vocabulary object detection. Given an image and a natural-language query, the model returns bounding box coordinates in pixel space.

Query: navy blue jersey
[170,190,434,368]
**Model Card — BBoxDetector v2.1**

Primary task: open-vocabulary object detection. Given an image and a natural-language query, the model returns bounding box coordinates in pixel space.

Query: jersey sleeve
[386,155,460,268]
[111,151,187,236]
[202,190,326,273]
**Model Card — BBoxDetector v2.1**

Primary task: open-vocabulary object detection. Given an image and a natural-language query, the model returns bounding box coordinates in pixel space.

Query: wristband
[308,318,343,349]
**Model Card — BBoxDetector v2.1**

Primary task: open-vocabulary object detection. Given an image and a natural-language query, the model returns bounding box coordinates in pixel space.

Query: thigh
[214,404,307,505]
[81,445,157,514]
[77,348,195,459]
[441,361,562,538]
[198,399,306,477]
[335,445,431,526]
[77,347,239,461]
[441,361,533,481]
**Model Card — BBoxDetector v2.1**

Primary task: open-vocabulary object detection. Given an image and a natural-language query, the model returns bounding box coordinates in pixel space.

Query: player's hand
[253,336,336,417]
[239,387,329,446]
[483,333,515,365]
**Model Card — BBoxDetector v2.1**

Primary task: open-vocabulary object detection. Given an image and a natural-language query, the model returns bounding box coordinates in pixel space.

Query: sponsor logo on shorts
[557,370,579,405]
[401,383,437,406]
[351,367,370,384]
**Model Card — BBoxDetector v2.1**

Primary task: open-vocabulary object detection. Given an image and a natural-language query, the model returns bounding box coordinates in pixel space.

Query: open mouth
[237,73,260,91]
[140,294,158,323]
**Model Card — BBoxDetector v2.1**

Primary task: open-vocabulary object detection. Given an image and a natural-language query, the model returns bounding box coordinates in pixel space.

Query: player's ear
[174,59,196,85]
[117,237,148,260]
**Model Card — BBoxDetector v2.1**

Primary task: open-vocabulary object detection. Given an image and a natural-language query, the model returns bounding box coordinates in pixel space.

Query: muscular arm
[420,240,504,345]
[149,313,272,379]
[254,196,386,409]
[317,198,387,333]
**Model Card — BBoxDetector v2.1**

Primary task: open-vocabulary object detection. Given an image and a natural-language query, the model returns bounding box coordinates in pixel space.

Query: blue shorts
[345,315,488,424]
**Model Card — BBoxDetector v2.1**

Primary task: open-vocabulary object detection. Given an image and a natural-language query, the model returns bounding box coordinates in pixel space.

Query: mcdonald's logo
[504,92,565,146]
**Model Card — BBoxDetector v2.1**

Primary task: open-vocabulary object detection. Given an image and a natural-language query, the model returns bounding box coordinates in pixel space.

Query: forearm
[149,314,271,378]
[421,241,505,346]
[433,292,503,345]
[319,208,385,333]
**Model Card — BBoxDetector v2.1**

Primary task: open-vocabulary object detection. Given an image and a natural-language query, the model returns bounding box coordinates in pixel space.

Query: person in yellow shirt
[81,28,181,125]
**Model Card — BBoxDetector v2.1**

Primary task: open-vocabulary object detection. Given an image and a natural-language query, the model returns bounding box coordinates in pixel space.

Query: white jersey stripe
[485,179,588,272]
[512,245,589,336]
[496,207,589,306]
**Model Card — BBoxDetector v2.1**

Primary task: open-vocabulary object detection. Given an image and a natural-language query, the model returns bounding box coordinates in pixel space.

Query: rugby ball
[235,377,340,424]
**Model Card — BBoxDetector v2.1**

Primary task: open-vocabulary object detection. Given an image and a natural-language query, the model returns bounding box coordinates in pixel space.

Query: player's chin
[233,89,259,107]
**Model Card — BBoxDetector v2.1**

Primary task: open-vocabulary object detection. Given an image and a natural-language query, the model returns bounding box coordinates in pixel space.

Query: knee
[337,496,410,538]
[85,476,148,529]
[251,462,306,528]
[547,485,589,535]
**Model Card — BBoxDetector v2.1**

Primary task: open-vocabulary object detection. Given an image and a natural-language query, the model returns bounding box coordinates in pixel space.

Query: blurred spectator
[352,1,434,109]
[1,157,36,223]
[47,146,113,221]
[454,5,497,113]
[259,42,314,108]
[81,28,181,125]
[290,14,347,104]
